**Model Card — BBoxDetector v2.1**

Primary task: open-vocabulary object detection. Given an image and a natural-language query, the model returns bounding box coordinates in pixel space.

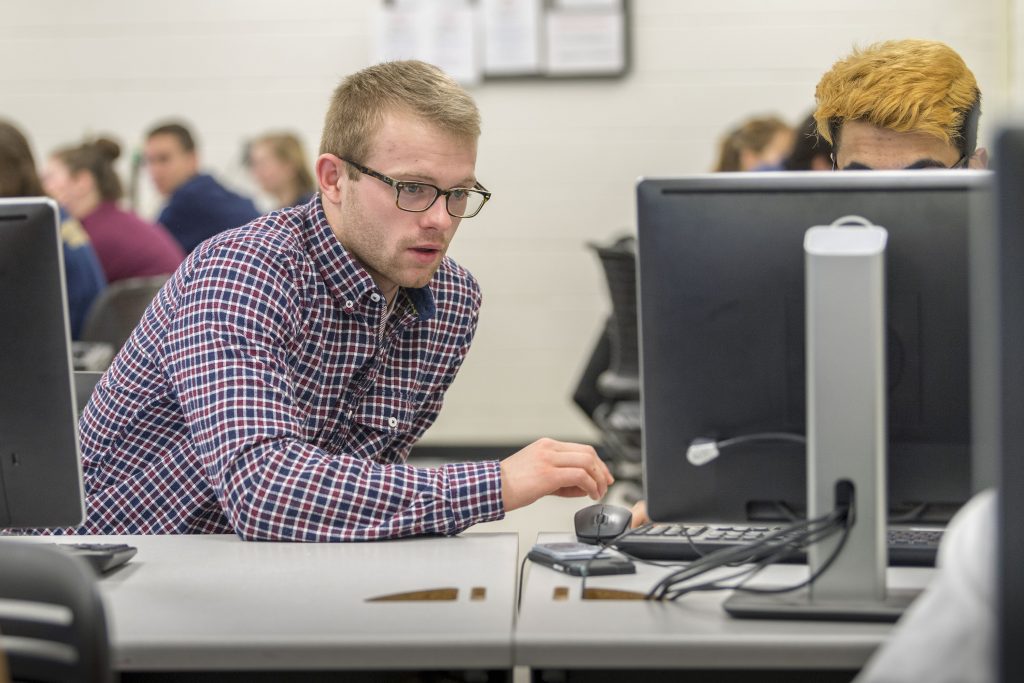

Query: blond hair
[814,39,980,154]
[320,60,481,179]
[714,116,791,172]
[251,132,316,198]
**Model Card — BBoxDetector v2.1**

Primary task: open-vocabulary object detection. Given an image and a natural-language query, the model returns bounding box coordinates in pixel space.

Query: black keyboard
[51,542,137,574]
[612,523,943,567]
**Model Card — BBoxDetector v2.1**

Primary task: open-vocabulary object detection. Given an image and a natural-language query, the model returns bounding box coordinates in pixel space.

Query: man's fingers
[543,446,614,488]
[553,487,591,498]
[553,468,600,500]
[543,451,610,495]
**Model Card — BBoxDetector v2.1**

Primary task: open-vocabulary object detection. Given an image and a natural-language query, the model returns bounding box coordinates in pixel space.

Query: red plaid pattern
[70,196,504,540]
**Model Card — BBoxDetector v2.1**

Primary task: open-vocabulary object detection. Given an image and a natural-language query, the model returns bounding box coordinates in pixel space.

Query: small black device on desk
[50,543,137,574]
[528,542,635,576]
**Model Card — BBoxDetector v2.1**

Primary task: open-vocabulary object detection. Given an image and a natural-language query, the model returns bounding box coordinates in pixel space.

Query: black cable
[650,512,832,590]
[647,508,846,600]
[653,502,855,601]
[770,500,803,522]
[516,553,529,614]
[662,515,847,600]
[579,525,639,597]
[731,516,852,596]
[888,502,929,524]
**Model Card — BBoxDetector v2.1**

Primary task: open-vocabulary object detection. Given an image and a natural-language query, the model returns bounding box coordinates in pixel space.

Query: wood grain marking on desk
[552,586,569,601]
[470,586,486,601]
[582,587,648,600]
[366,587,459,602]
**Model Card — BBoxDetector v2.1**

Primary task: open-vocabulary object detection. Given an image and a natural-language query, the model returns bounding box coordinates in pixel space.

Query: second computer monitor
[0,198,85,529]
[637,171,990,524]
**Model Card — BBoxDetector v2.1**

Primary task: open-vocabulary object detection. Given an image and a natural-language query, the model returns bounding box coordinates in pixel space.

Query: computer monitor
[975,128,1024,683]
[637,171,990,524]
[0,198,85,529]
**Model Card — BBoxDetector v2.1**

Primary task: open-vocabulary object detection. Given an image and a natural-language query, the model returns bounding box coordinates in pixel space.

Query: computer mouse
[574,503,633,544]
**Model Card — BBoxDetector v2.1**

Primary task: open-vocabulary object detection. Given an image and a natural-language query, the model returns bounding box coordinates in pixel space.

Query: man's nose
[421,195,454,230]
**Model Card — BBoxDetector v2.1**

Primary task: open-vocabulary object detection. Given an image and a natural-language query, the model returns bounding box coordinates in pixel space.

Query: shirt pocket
[346,386,415,449]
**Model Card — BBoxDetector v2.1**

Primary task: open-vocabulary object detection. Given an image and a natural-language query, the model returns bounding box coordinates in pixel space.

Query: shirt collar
[302,195,436,321]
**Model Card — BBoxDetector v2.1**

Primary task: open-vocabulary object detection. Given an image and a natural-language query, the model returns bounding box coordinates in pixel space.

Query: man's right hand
[499,438,614,512]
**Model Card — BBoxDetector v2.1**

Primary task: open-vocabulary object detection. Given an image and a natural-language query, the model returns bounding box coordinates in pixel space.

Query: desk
[515,533,935,683]
[6,533,518,681]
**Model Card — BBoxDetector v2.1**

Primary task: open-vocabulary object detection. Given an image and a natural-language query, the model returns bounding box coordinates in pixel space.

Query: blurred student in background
[246,132,316,209]
[782,112,833,171]
[43,137,184,284]
[144,121,259,254]
[0,120,106,339]
[713,115,794,172]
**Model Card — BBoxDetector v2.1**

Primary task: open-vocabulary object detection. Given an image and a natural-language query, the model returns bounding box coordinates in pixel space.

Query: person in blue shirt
[143,122,260,254]
[0,119,106,339]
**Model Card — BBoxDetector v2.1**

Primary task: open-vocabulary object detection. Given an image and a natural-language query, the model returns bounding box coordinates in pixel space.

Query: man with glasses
[813,39,986,171]
[72,60,612,540]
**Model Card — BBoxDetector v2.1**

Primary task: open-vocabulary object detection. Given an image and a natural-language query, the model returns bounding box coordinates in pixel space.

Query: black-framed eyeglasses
[341,158,491,218]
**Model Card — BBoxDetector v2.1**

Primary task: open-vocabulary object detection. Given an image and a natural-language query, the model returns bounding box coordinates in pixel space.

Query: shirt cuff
[441,459,505,534]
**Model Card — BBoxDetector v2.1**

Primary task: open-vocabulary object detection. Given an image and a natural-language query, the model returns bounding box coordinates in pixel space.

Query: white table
[8,533,518,679]
[515,533,936,682]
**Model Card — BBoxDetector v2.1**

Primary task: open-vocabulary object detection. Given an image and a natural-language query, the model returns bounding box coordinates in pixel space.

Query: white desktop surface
[516,532,936,671]
[4,533,518,672]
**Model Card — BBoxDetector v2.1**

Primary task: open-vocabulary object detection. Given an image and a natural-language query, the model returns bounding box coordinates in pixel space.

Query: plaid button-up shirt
[74,196,504,540]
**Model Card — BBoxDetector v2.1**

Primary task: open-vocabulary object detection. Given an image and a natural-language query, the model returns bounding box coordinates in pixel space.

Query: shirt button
[370,293,381,303]
[344,300,354,310]
[387,416,398,428]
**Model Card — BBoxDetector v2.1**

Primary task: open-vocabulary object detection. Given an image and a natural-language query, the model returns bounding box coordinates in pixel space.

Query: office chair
[79,274,169,353]
[73,371,103,417]
[0,542,112,683]
[573,236,642,498]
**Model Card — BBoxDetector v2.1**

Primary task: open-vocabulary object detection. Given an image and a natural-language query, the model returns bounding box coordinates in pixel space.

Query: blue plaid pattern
[70,196,504,540]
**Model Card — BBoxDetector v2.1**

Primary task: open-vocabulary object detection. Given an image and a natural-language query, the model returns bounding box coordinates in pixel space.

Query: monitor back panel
[637,172,989,523]
[0,198,85,529]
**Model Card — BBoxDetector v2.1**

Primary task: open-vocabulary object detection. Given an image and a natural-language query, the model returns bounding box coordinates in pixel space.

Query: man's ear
[968,147,989,170]
[316,154,345,203]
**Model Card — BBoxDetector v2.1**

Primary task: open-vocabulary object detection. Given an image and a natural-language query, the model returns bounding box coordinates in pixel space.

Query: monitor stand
[725,217,920,622]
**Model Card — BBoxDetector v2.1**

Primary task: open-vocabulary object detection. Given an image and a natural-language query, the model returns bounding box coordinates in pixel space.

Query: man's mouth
[408,245,443,263]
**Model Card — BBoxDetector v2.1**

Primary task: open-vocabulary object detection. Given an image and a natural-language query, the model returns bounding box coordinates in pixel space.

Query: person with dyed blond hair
[814,39,986,170]
[59,60,611,540]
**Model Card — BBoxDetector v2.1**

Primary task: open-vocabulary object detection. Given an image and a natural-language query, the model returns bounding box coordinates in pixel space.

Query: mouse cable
[516,553,529,615]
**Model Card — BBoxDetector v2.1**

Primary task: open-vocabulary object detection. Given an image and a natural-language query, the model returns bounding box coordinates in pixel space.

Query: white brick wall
[0,0,1012,445]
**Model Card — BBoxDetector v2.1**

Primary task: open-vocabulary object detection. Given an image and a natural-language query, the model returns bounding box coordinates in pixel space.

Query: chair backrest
[0,542,111,683]
[589,237,640,399]
[73,372,103,417]
[79,274,169,351]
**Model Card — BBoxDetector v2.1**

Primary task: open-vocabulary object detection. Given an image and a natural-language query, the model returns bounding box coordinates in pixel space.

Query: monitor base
[723,586,920,623]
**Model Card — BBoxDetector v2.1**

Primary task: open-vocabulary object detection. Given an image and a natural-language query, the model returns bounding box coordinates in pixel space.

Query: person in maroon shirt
[42,137,184,283]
